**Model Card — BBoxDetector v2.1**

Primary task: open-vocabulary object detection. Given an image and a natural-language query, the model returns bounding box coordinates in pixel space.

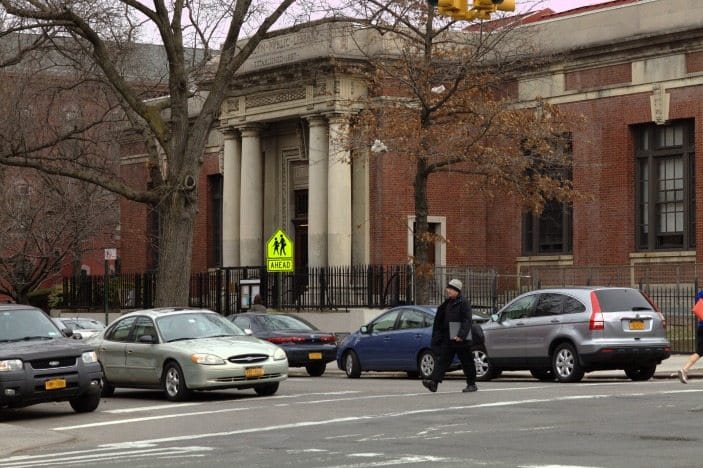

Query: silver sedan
[87,308,288,401]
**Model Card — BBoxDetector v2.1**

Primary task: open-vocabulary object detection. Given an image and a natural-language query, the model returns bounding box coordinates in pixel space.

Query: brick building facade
[117,0,703,283]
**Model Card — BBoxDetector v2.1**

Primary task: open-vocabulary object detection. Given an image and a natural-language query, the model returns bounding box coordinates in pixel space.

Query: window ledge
[629,250,695,264]
[517,255,574,270]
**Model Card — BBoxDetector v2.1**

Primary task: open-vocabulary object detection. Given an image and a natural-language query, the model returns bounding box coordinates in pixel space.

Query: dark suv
[476,287,671,382]
[0,304,102,412]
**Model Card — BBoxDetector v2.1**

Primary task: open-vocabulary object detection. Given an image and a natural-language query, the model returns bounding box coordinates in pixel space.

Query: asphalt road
[0,361,701,468]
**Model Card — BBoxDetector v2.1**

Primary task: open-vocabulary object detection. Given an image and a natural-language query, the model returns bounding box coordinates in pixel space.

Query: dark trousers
[432,342,476,385]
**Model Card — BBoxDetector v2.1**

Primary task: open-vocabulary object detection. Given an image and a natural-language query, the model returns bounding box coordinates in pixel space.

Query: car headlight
[81,351,98,364]
[191,353,225,365]
[273,347,287,361]
[0,359,23,372]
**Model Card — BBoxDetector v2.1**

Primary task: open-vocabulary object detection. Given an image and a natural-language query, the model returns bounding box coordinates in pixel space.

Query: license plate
[245,367,264,378]
[629,320,646,331]
[45,379,66,390]
[308,352,323,360]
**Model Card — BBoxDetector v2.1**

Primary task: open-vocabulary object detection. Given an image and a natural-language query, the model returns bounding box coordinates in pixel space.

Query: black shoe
[422,380,438,393]
[462,384,478,393]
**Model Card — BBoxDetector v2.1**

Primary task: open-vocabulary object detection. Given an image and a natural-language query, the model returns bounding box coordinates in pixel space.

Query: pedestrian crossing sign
[266,229,294,272]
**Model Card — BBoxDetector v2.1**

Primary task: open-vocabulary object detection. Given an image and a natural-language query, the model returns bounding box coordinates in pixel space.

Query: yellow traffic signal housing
[438,0,468,18]
[434,0,515,21]
[471,0,516,17]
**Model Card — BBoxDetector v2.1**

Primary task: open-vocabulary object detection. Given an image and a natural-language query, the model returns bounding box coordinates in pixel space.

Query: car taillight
[267,336,306,344]
[319,335,337,343]
[589,291,604,331]
[642,291,666,329]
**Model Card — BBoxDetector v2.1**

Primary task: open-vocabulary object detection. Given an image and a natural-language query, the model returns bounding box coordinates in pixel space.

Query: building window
[523,201,573,255]
[522,134,573,256]
[635,120,695,251]
[209,174,223,268]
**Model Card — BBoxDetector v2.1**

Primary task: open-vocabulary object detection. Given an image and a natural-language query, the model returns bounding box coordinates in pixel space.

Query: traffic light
[470,0,516,19]
[432,0,515,21]
[438,0,467,18]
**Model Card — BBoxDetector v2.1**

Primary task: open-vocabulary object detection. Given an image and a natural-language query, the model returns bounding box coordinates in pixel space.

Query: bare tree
[0,0,311,306]
[347,1,581,302]
[0,168,116,304]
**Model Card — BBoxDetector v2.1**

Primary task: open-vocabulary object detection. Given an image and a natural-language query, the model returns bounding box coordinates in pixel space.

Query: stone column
[239,125,264,266]
[222,128,241,267]
[327,114,352,266]
[306,115,329,267]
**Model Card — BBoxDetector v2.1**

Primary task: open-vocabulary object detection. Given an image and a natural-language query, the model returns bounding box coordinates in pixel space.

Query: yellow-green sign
[266,229,294,272]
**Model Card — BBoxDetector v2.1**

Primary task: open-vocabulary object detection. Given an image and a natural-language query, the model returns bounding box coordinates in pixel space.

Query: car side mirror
[138,334,155,344]
[244,328,253,336]
[490,314,500,323]
[360,325,369,334]
[62,327,74,338]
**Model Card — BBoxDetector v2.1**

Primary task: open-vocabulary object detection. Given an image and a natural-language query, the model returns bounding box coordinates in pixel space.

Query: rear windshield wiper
[631,306,653,311]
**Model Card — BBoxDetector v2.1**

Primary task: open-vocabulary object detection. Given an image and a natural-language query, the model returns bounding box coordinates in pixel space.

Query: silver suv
[476,287,671,382]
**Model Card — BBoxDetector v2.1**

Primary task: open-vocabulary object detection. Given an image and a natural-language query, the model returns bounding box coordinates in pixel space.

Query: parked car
[86,308,288,401]
[229,312,337,377]
[477,287,671,382]
[336,305,488,379]
[0,304,102,412]
[55,317,105,340]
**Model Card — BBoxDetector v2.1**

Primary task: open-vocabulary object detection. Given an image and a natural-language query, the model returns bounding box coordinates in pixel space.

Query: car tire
[305,362,326,377]
[101,378,115,397]
[254,382,279,396]
[343,351,361,378]
[473,347,499,381]
[530,368,556,382]
[162,361,191,401]
[552,343,585,383]
[625,364,657,381]
[418,349,436,380]
[69,392,101,413]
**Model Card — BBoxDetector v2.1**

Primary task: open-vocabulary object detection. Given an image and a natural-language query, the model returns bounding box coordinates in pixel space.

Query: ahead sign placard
[266,229,294,272]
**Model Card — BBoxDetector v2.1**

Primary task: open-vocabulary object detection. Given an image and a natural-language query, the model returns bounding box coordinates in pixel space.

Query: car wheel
[530,368,556,382]
[344,351,361,378]
[101,378,115,397]
[69,392,100,413]
[625,365,657,381]
[305,362,326,377]
[552,343,585,383]
[473,347,499,381]
[162,361,191,401]
[418,349,436,380]
[254,382,279,396]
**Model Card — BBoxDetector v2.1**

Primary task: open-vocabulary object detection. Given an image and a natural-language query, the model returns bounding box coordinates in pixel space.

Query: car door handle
[550,319,561,323]
[383,336,391,341]
[127,349,134,354]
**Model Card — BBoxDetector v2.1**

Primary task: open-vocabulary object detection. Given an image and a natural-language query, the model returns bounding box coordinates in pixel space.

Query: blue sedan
[336,306,447,379]
[337,306,489,379]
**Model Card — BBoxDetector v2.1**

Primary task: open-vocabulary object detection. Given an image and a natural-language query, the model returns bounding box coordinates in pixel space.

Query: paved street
[0,355,700,467]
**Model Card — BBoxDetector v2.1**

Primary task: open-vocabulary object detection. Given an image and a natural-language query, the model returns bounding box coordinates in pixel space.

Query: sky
[530,0,614,13]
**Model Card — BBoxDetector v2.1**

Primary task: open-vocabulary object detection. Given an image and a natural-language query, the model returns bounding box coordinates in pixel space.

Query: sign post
[104,249,117,325]
[266,229,294,273]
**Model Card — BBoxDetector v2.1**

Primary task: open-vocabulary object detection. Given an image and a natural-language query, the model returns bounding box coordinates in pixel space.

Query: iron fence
[60,263,703,353]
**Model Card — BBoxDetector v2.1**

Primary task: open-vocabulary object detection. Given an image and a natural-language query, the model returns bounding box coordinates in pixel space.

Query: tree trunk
[414,158,432,305]
[155,189,197,307]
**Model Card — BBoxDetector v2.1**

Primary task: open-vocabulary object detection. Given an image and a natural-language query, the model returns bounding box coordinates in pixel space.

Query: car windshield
[0,309,62,341]
[256,314,316,332]
[157,312,246,342]
[594,289,654,312]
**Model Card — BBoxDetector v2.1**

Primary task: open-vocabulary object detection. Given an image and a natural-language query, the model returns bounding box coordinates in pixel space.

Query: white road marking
[104,403,202,414]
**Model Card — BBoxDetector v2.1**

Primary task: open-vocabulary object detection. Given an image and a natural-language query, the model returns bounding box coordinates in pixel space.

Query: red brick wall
[565,63,632,90]
[686,51,703,73]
